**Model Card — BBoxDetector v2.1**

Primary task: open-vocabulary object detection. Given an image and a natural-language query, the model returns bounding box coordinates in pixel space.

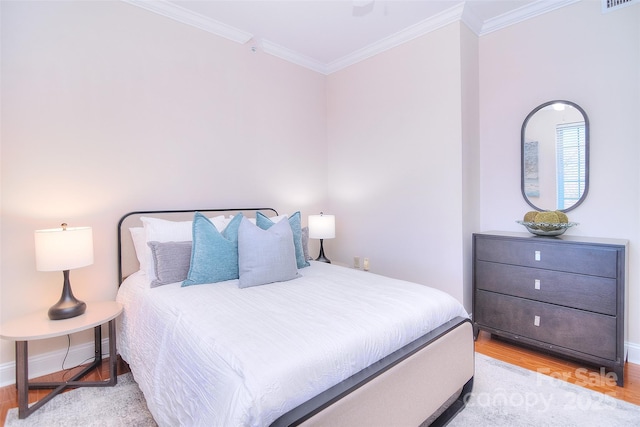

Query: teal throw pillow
[256,211,310,268]
[182,212,243,286]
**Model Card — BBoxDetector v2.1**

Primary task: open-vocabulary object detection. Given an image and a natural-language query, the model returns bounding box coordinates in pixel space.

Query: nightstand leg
[15,341,28,419]
[94,325,102,363]
[109,319,117,384]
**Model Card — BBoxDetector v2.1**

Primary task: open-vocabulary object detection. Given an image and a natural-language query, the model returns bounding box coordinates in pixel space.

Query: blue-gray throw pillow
[238,217,299,288]
[148,241,192,287]
[182,212,243,287]
[256,211,310,268]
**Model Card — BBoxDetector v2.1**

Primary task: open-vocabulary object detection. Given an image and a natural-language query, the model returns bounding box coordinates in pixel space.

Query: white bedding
[117,261,468,427]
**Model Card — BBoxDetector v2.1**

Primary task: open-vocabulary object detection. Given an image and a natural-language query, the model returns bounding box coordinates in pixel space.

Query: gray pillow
[301,226,311,260]
[237,217,299,288]
[148,241,192,287]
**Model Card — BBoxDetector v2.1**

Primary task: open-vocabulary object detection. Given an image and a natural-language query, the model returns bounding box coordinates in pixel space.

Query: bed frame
[117,208,474,427]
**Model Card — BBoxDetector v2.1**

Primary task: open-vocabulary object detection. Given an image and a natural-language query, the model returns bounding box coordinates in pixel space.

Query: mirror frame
[521,100,589,213]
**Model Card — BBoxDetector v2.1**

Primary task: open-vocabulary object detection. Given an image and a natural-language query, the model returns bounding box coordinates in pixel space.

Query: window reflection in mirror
[521,101,589,212]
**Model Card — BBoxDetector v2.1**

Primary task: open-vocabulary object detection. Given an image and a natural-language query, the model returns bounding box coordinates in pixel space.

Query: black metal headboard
[117,208,279,284]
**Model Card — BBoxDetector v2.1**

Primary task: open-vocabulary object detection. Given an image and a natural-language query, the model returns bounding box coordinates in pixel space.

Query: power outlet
[363,258,370,271]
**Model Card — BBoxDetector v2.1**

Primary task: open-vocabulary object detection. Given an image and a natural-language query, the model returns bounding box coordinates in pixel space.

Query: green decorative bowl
[516,220,579,236]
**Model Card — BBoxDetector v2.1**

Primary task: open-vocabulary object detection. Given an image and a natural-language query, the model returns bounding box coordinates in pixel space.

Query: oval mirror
[521,100,589,212]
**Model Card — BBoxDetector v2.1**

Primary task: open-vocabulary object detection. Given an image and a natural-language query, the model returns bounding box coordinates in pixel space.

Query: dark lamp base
[315,254,331,263]
[48,300,86,320]
[49,270,87,320]
[315,239,332,264]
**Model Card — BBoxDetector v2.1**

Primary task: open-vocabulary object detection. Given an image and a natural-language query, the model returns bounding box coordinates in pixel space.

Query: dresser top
[476,231,628,247]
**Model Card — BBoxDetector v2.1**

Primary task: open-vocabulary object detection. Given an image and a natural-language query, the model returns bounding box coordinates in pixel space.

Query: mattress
[116,261,468,427]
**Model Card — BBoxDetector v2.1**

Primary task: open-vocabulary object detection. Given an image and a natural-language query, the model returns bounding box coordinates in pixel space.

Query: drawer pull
[535,250,541,261]
[535,279,541,290]
[534,315,541,327]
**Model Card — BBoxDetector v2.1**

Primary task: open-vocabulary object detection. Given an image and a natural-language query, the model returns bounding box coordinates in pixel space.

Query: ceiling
[124,0,579,74]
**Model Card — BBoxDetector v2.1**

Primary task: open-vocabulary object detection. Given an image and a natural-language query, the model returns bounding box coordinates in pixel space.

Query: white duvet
[116,261,468,427]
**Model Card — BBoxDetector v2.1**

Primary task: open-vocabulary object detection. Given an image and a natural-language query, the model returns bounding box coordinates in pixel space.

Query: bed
[116,208,474,427]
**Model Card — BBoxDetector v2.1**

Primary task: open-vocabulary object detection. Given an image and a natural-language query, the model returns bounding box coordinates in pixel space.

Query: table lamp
[308,213,335,263]
[34,223,93,320]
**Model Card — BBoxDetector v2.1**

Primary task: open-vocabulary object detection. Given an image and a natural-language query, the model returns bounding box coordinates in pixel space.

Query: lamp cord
[61,334,72,381]
[62,334,71,370]
[60,334,108,381]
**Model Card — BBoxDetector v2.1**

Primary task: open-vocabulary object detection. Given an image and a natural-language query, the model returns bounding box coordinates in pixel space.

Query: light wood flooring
[475,331,640,405]
[1,334,639,425]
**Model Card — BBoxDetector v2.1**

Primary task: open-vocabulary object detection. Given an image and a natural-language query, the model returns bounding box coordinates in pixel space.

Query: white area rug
[5,354,640,426]
[449,353,640,426]
[5,373,155,426]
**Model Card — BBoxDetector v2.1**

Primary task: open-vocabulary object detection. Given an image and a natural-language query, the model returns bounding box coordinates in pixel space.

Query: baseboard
[0,338,111,387]
[626,340,640,365]
[2,337,638,388]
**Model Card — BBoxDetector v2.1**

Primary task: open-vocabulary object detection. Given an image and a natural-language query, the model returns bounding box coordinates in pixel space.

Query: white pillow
[208,215,229,231]
[246,214,287,225]
[268,214,289,222]
[129,227,147,272]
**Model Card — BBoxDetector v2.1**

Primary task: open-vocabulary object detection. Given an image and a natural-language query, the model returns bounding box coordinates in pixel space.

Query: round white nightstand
[0,301,123,419]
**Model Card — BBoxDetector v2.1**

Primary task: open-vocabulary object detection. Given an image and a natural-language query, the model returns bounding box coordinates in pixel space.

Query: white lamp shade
[308,214,335,239]
[34,226,94,271]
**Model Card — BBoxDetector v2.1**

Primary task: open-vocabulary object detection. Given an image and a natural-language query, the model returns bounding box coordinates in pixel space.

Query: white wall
[2,0,639,381]
[460,23,480,312]
[0,1,327,371]
[478,1,640,354]
[326,22,468,304]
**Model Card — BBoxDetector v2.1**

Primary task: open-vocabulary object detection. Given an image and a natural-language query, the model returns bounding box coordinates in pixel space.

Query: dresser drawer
[475,291,616,360]
[475,261,617,315]
[475,237,619,278]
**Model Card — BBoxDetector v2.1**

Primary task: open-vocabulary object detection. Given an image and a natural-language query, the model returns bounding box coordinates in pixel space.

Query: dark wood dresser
[473,231,628,385]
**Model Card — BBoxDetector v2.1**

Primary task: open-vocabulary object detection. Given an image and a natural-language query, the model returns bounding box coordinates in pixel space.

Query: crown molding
[460,2,485,35]
[122,0,253,44]
[260,40,330,75]
[478,0,581,36]
[326,2,465,74]
[123,0,579,75]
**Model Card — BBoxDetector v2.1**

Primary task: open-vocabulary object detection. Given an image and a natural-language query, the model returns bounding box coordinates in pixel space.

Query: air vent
[602,0,638,13]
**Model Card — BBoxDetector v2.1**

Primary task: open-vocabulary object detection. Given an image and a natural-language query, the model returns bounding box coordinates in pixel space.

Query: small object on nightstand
[34,223,93,320]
